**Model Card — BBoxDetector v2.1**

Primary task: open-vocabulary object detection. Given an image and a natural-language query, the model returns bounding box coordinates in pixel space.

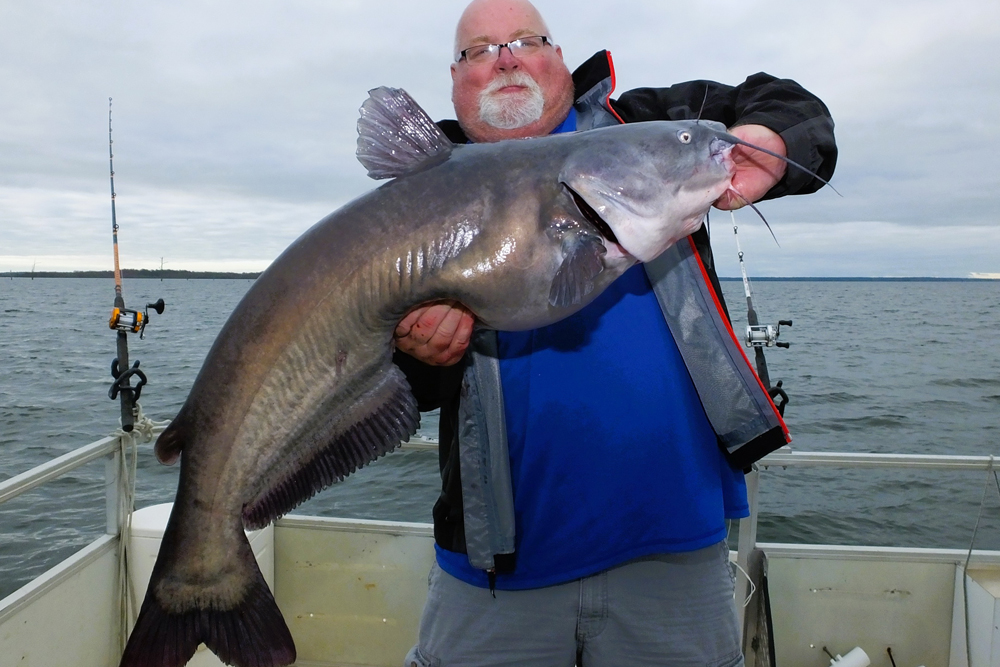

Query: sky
[0,0,998,277]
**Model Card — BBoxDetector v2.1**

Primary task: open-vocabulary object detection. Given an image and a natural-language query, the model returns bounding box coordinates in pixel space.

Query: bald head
[451,0,575,143]
[453,0,552,61]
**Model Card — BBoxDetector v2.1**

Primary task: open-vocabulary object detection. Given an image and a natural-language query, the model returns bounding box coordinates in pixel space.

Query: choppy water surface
[1,277,999,598]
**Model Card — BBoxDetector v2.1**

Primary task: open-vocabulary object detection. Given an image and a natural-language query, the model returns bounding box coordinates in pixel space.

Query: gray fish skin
[121,109,735,667]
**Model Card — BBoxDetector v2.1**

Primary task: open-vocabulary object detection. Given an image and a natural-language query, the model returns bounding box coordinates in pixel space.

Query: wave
[794,414,910,433]
[932,377,1000,389]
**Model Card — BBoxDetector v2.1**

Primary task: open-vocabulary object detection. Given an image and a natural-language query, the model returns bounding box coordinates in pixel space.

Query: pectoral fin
[548,231,607,308]
[154,421,185,465]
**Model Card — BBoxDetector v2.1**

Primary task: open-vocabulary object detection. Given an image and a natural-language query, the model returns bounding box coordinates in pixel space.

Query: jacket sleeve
[610,73,837,199]
[393,348,466,412]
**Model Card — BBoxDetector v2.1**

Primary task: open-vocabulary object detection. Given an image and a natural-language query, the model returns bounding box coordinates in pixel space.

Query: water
[1,277,999,599]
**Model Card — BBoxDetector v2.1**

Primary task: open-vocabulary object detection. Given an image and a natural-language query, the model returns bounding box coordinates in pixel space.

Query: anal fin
[242,363,419,529]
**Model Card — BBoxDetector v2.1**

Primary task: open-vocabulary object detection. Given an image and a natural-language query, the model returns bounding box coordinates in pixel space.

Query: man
[396,1,836,666]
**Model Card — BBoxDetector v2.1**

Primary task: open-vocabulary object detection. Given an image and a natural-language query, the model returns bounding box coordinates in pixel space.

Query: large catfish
[121,87,745,667]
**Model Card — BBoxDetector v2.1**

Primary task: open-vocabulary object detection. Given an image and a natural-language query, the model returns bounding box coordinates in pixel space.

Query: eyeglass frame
[455,35,552,64]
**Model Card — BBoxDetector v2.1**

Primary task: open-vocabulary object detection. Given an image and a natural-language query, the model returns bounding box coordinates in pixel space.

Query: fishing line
[733,215,755,313]
[733,559,757,608]
[727,187,778,246]
[725,519,757,608]
[112,404,169,652]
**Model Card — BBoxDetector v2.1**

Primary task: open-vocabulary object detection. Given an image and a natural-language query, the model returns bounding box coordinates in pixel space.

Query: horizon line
[2,270,998,282]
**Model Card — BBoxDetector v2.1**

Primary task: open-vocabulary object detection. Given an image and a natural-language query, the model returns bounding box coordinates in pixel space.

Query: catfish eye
[677,130,692,144]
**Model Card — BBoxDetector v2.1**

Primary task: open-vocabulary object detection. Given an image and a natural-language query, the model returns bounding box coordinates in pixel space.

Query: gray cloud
[1,0,997,276]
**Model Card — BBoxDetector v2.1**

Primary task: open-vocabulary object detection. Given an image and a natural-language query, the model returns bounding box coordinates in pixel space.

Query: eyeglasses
[456,35,551,64]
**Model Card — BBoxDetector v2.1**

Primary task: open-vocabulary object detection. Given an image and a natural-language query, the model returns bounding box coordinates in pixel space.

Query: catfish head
[560,120,736,262]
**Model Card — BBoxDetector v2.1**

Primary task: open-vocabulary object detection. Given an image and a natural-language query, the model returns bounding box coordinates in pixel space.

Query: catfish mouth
[710,137,736,169]
[563,183,620,246]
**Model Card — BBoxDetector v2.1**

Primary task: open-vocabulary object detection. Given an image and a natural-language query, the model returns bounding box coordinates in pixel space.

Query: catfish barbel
[121,86,788,667]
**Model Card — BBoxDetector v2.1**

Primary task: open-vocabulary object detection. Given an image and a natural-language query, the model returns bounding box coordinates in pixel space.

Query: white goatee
[478,71,545,130]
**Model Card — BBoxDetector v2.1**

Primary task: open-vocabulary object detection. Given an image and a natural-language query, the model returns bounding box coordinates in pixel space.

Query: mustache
[481,71,542,96]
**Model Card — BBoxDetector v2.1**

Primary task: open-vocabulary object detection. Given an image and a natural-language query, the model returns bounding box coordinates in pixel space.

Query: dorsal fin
[356,87,453,180]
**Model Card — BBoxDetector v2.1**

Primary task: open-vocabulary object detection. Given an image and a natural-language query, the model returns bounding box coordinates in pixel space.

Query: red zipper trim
[684,236,791,441]
[603,51,626,125]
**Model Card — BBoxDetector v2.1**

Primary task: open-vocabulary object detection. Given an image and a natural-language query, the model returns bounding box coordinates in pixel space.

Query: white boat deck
[3,430,1000,667]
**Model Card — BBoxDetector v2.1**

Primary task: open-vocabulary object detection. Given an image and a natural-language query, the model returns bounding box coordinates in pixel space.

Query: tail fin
[119,530,295,667]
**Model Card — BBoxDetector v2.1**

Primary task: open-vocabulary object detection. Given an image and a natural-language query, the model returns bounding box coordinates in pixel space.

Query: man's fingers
[394,301,476,366]
[430,309,476,365]
[408,303,456,345]
[433,304,466,340]
[422,305,474,361]
[394,308,422,338]
[454,310,475,347]
[714,126,788,211]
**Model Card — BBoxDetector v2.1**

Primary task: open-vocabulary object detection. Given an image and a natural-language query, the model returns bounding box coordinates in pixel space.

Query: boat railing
[3,433,997,551]
[736,448,1000,563]
[1,433,147,537]
[0,426,441,538]
[3,431,1000,642]
[734,448,1000,634]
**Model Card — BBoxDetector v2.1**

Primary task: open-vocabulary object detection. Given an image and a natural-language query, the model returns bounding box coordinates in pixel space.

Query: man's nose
[495,45,520,70]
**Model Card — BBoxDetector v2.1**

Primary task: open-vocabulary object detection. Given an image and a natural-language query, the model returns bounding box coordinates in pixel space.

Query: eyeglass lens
[462,36,548,63]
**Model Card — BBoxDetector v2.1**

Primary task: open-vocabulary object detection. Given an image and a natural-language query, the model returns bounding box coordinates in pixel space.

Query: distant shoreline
[3,271,996,282]
[719,276,1000,282]
[3,269,261,279]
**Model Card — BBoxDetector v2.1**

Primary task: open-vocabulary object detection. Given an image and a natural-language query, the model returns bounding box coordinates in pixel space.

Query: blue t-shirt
[436,109,748,590]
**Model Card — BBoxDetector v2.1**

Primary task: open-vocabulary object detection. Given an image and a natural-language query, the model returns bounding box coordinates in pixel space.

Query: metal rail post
[105,439,122,536]
[736,465,760,639]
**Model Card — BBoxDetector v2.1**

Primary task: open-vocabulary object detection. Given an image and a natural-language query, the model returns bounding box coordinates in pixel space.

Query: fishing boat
[4,253,997,667]
[2,422,1000,667]
[3,103,996,667]
[5,233,996,667]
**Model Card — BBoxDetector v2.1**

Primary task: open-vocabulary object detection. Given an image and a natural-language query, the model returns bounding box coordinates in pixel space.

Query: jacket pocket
[710,649,744,667]
[403,645,441,667]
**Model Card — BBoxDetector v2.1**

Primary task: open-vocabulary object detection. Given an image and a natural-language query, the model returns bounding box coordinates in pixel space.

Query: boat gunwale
[275,513,434,537]
[0,436,120,505]
[2,432,996,511]
[0,533,116,625]
[5,432,1000,634]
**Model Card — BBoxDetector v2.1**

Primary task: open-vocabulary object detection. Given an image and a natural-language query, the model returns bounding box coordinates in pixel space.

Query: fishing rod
[106,98,165,431]
[732,215,791,415]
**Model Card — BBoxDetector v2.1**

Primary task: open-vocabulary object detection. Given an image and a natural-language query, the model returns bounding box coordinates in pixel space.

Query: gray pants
[404,541,743,667]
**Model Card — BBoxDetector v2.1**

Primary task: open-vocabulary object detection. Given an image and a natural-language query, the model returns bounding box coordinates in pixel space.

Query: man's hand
[714,124,788,211]
[394,300,475,366]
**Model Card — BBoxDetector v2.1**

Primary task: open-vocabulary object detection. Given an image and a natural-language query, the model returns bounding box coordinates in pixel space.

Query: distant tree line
[4,269,261,279]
